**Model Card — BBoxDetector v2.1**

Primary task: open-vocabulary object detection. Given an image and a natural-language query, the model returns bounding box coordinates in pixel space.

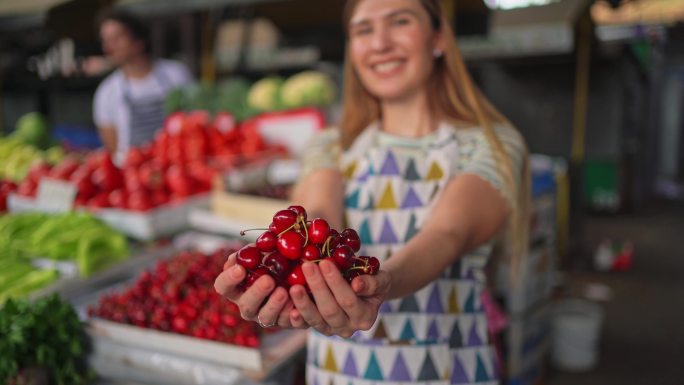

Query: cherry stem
[240,228,269,236]
[277,221,300,237]
[301,218,309,245]
[322,236,332,257]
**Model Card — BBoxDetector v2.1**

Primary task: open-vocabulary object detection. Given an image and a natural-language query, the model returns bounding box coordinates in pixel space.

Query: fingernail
[355,280,365,292]
[231,266,243,279]
[292,288,304,300]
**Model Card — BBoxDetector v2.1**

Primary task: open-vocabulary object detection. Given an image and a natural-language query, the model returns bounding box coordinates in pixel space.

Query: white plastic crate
[88,318,306,373]
[497,242,556,315]
[8,193,210,241]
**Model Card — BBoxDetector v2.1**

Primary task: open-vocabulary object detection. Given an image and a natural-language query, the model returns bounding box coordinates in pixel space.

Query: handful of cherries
[235,205,379,291]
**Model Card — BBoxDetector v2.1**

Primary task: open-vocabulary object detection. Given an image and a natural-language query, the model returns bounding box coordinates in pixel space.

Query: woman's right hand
[214,250,305,329]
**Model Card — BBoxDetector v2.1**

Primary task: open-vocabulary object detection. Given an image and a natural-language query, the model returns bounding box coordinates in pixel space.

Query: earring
[433,49,443,58]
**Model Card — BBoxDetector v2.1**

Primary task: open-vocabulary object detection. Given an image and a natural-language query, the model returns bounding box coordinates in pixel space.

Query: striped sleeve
[455,125,526,208]
[299,128,342,178]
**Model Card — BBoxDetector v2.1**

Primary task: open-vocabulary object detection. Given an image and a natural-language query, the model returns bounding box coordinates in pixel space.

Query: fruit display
[236,205,379,292]
[0,295,91,385]
[14,111,281,211]
[0,180,18,212]
[0,212,129,278]
[165,71,336,118]
[247,76,285,112]
[0,137,64,183]
[10,112,50,148]
[280,71,336,109]
[88,248,261,347]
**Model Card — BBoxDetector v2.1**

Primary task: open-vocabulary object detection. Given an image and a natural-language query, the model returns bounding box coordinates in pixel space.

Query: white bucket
[551,299,604,372]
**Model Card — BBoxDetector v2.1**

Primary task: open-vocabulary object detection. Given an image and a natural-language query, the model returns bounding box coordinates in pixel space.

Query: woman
[215,0,529,383]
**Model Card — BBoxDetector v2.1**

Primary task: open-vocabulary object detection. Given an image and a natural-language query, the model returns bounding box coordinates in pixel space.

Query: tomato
[87,192,110,209]
[16,179,37,197]
[151,188,169,207]
[70,171,96,200]
[163,112,187,136]
[123,168,144,192]
[128,189,153,211]
[26,162,52,183]
[92,167,123,192]
[108,189,128,209]
[139,161,165,190]
[165,165,193,196]
[124,148,146,169]
[48,156,80,180]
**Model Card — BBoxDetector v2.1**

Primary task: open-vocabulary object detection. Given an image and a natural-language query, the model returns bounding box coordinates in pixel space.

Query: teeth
[373,60,402,73]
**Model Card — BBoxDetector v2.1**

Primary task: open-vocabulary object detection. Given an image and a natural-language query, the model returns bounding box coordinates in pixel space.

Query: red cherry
[353,256,380,275]
[236,246,262,270]
[367,256,380,275]
[327,229,341,251]
[272,209,297,234]
[243,267,269,289]
[331,245,354,270]
[301,244,321,261]
[308,218,330,245]
[288,205,307,222]
[341,228,361,252]
[346,269,363,282]
[172,316,188,333]
[287,265,307,287]
[277,231,304,260]
[256,231,277,252]
[269,222,278,233]
[262,252,290,281]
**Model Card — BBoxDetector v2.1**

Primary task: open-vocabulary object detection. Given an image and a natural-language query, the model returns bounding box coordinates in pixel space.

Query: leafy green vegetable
[0,212,129,277]
[0,295,93,385]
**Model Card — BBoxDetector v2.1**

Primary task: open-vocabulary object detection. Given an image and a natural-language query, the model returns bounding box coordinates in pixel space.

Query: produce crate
[504,304,551,384]
[95,193,210,241]
[87,318,306,379]
[496,242,556,315]
[8,193,210,241]
[211,188,288,227]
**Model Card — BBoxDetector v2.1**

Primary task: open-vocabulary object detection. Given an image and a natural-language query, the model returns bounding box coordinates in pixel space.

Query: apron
[306,124,500,385]
[122,66,171,148]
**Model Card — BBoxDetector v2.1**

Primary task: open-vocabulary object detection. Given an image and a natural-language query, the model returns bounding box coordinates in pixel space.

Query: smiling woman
[215,1,530,384]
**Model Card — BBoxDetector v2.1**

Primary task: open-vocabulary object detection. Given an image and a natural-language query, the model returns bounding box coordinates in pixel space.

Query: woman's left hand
[287,259,391,338]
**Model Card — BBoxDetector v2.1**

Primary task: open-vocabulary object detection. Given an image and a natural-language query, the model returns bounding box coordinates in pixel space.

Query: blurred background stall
[0,0,682,385]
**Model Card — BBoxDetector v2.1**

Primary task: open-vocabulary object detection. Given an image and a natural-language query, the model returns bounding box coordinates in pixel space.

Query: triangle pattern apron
[307,124,500,385]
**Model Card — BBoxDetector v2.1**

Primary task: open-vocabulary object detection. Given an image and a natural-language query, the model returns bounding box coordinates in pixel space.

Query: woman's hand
[214,250,296,329]
[288,259,391,338]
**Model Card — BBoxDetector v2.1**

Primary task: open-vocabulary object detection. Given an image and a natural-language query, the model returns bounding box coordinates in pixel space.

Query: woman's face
[348,0,441,103]
[100,20,144,65]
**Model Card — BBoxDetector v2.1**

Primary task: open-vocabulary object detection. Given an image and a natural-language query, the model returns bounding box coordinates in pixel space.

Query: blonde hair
[340,0,530,281]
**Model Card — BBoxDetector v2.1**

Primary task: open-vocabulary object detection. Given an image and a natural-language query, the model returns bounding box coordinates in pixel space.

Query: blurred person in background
[93,9,193,164]
[216,0,530,384]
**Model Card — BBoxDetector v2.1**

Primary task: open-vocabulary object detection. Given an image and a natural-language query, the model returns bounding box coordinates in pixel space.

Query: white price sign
[36,178,77,213]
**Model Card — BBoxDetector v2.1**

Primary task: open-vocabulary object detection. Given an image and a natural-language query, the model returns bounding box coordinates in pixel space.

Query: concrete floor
[546,200,684,385]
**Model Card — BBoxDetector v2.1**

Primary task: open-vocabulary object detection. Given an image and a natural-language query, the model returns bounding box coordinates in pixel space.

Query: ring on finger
[257,314,277,328]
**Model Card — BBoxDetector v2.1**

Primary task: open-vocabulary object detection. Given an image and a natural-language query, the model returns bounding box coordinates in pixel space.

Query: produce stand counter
[62,236,307,385]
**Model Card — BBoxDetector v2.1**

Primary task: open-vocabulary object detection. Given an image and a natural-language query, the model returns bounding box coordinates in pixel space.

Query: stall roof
[115,0,288,15]
[459,0,592,60]
[0,0,69,16]
[591,0,684,26]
